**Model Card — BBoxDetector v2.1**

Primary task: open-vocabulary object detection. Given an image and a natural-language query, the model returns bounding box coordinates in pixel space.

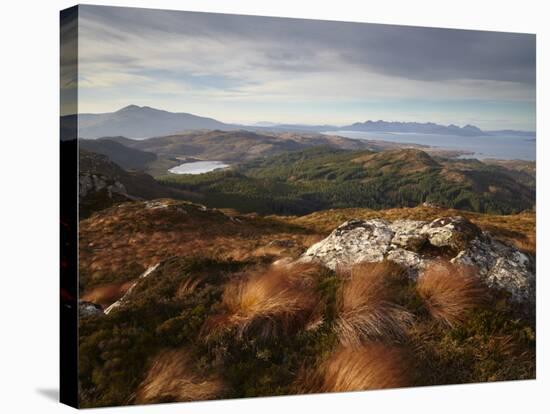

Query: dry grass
[277,206,535,254]
[134,348,226,404]
[175,276,204,299]
[202,262,323,340]
[416,261,487,327]
[81,202,534,297]
[335,262,414,346]
[298,343,410,393]
[80,280,134,307]
[79,200,317,290]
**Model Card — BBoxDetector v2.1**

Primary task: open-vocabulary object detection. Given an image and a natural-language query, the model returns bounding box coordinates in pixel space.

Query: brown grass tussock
[135,349,226,404]
[416,261,487,327]
[335,262,414,346]
[202,262,323,340]
[298,343,410,393]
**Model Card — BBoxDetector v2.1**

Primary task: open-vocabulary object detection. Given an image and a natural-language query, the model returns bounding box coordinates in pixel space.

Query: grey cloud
[60,7,78,115]
[79,5,535,84]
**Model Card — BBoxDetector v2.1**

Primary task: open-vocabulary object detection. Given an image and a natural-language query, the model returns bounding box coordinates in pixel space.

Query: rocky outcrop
[79,172,141,218]
[300,217,534,303]
[79,173,128,200]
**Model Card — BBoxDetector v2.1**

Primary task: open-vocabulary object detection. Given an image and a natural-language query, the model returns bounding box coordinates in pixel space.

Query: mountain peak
[116,104,166,114]
[79,105,234,139]
[117,104,141,112]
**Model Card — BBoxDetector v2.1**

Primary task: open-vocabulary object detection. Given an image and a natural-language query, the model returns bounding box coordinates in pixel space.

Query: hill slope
[78,150,194,218]
[79,138,157,170]
[160,147,535,215]
[79,199,535,296]
[108,129,371,165]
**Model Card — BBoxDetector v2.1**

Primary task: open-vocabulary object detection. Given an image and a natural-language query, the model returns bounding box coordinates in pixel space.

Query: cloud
[79,6,535,82]
[74,5,536,129]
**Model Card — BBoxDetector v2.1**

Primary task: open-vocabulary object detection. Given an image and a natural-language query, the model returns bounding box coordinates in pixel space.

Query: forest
[159,147,535,215]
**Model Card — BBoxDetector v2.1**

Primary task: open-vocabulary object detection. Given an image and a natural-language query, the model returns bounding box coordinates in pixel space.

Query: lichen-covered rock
[422,216,481,252]
[300,219,393,271]
[300,217,534,303]
[451,237,534,302]
[389,220,427,251]
[386,248,422,270]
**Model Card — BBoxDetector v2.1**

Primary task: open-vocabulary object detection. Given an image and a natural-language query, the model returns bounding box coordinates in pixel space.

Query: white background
[0,0,548,412]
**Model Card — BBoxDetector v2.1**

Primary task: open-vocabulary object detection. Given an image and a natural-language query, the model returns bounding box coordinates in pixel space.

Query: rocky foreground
[81,214,535,318]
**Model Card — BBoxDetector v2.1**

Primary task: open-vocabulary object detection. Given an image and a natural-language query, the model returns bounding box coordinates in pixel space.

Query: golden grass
[79,200,317,285]
[298,343,410,393]
[80,280,134,307]
[134,348,226,404]
[81,202,534,298]
[416,261,487,327]
[335,262,414,346]
[202,262,323,340]
[276,206,535,255]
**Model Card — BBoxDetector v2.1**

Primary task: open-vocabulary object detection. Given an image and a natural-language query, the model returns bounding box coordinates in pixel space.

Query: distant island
[335,121,537,138]
[343,120,485,136]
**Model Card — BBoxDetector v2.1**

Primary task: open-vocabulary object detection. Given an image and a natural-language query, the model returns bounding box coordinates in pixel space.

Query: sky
[66,5,536,130]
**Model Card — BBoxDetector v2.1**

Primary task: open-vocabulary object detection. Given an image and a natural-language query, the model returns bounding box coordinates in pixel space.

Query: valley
[160,146,534,215]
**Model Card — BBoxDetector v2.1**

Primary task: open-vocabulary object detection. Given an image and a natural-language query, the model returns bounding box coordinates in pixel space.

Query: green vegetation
[159,147,535,215]
[409,300,535,386]
[78,257,340,407]
[79,257,534,407]
[79,257,240,407]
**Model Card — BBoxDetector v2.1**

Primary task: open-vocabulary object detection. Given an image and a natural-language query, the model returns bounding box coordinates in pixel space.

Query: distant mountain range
[64,104,535,139]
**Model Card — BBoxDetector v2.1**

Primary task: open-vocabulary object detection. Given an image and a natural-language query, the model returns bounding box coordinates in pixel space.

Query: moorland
[73,109,536,407]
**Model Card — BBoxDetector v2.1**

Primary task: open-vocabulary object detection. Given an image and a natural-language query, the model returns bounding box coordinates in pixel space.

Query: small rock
[422,201,442,208]
[144,200,170,210]
[79,300,103,318]
[104,263,160,314]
